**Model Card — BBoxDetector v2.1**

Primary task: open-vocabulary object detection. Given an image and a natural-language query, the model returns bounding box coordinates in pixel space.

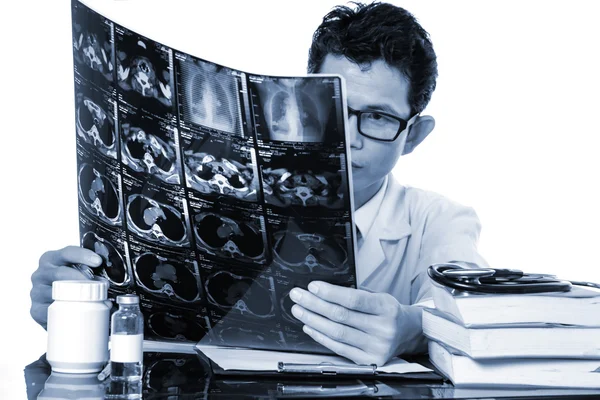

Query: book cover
[430,279,600,326]
[423,308,600,359]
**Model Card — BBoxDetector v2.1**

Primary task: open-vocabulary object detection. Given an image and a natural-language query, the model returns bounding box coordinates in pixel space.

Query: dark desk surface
[24,352,600,399]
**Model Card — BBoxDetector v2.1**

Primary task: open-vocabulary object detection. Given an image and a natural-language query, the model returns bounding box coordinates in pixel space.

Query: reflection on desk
[24,352,600,399]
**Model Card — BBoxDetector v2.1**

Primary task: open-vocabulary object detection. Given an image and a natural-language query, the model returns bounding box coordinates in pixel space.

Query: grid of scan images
[72,0,356,355]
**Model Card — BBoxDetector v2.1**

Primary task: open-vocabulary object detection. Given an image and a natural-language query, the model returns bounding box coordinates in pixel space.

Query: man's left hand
[289,281,423,366]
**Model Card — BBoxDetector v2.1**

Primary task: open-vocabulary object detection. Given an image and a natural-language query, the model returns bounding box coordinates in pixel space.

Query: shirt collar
[354,175,389,240]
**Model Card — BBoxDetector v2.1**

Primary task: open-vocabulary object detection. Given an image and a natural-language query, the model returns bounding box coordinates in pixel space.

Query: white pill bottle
[47,280,111,373]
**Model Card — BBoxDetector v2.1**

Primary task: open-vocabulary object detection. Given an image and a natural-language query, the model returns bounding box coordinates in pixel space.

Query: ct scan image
[182,133,259,202]
[261,152,344,209]
[204,270,275,319]
[213,324,285,349]
[189,201,267,264]
[279,289,301,326]
[146,310,208,342]
[133,250,201,303]
[72,1,114,84]
[78,162,122,226]
[115,26,173,113]
[126,193,189,247]
[120,111,181,185]
[75,79,117,159]
[81,230,130,286]
[142,352,210,396]
[269,217,351,276]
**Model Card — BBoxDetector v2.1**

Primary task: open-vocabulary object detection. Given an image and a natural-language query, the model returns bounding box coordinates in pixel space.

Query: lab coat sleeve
[410,199,489,304]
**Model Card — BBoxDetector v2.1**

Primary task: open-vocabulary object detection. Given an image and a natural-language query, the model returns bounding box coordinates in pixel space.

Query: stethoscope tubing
[427,263,600,294]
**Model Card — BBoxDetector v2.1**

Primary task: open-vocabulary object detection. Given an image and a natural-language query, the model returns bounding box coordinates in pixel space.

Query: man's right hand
[30,246,103,329]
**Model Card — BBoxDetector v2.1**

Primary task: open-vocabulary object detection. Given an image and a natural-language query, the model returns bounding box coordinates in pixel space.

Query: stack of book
[424,282,600,388]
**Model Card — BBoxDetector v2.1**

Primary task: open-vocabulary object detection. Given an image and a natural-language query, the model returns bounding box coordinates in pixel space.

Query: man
[30,2,487,366]
[283,2,487,366]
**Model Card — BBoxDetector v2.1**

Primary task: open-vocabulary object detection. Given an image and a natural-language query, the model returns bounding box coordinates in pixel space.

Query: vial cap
[52,280,108,302]
[116,294,139,305]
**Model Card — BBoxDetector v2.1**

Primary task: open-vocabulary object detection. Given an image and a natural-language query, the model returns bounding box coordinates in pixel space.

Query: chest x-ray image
[250,77,339,143]
[177,56,244,136]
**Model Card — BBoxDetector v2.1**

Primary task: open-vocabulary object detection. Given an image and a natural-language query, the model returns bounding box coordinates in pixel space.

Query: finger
[47,246,103,268]
[307,281,386,315]
[32,265,93,285]
[292,304,370,349]
[289,288,376,333]
[30,304,49,329]
[30,284,52,305]
[302,325,383,366]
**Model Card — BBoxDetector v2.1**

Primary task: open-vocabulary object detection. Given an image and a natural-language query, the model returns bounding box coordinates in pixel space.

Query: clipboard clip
[277,361,377,375]
[277,382,378,395]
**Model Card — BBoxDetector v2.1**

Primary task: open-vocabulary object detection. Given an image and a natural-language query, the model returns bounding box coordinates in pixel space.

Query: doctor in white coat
[287,3,489,366]
[29,2,488,368]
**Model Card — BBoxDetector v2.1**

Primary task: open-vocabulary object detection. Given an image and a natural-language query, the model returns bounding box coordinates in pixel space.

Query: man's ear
[402,115,435,155]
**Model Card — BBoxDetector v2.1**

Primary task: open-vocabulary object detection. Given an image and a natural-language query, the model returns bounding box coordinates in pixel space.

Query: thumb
[72,264,95,280]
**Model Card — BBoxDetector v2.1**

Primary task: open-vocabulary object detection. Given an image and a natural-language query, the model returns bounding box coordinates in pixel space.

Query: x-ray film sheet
[72,0,356,355]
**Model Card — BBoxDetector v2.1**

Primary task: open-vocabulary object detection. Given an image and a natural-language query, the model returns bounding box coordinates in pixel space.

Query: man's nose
[347,114,362,148]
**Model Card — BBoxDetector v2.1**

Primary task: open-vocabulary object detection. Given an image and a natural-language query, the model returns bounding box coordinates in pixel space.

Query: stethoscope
[427,263,600,295]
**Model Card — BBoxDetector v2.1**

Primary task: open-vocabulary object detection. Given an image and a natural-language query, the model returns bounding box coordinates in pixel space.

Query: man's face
[319,55,412,193]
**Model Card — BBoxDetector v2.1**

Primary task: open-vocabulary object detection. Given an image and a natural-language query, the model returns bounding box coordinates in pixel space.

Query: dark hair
[308,2,437,115]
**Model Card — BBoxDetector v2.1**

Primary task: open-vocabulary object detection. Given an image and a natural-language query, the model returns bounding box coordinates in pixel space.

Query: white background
[1,0,599,397]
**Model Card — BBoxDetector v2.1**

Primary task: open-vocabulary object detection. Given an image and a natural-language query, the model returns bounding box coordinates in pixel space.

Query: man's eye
[366,112,385,121]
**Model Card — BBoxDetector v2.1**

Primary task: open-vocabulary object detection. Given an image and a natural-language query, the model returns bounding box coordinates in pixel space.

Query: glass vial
[110,294,144,382]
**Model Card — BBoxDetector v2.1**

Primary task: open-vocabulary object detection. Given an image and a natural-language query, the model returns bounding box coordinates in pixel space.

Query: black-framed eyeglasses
[347,106,419,142]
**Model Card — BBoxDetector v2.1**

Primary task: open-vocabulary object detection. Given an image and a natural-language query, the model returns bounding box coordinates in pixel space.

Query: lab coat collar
[354,176,388,240]
[356,175,411,286]
[372,175,412,240]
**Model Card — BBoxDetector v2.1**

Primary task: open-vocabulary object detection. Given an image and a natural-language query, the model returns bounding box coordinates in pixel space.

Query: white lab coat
[356,174,489,305]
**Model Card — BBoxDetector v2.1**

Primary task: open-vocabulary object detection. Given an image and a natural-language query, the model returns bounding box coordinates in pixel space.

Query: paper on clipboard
[196,345,432,374]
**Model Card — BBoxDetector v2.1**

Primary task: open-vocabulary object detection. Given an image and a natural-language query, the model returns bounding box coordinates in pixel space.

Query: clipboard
[201,352,443,381]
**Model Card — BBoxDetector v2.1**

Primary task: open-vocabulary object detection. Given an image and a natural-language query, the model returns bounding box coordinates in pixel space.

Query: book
[430,280,600,326]
[72,0,358,355]
[422,308,600,359]
[428,341,600,389]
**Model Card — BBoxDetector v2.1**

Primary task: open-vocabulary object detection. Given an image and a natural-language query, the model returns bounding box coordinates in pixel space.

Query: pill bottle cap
[52,280,108,302]
[116,294,139,305]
